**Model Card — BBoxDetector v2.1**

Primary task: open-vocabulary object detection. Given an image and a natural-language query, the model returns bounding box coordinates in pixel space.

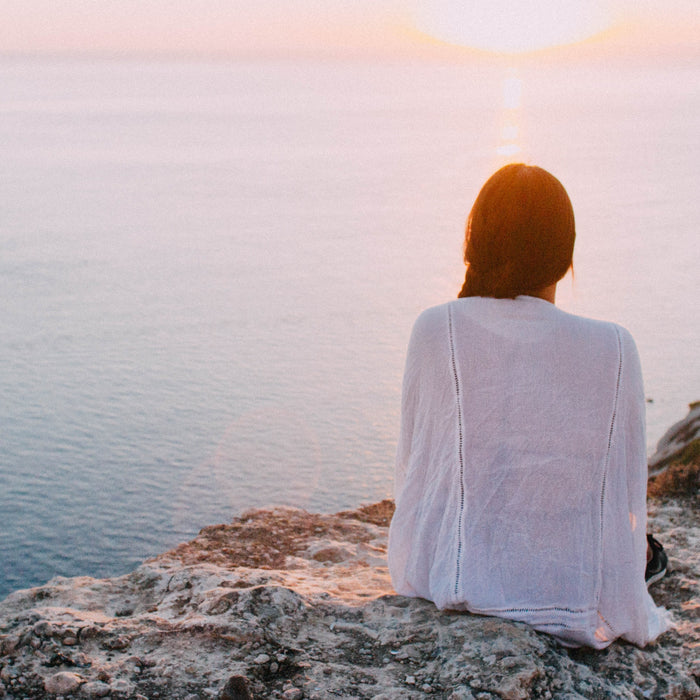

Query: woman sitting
[388,164,670,648]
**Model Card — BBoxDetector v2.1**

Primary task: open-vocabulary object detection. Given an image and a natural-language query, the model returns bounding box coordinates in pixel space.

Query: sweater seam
[597,326,623,603]
[447,305,465,598]
[473,604,593,614]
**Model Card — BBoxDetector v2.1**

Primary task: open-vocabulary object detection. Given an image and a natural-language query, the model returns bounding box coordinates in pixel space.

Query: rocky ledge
[1,406,699,700]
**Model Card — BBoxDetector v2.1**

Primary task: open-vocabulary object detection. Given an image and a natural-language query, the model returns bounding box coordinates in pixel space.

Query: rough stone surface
[81,680,111,698]
[649,402,700,476]
[0,415,698,699]
[43,670,83,694]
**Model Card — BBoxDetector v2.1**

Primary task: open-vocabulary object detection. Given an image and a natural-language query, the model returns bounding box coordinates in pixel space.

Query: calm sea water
[1,56,698,599]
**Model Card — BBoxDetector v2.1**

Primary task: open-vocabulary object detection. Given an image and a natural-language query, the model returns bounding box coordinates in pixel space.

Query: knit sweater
[388,295,670,648]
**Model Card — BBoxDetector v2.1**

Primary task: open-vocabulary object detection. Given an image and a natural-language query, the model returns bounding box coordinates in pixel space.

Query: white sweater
[388,296,670,648]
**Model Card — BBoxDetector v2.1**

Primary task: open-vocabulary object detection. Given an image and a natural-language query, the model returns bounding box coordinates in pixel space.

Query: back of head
[458,164,575,299]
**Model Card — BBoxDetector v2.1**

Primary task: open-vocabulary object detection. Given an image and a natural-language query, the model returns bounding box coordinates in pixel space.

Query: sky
[2,0,699,58]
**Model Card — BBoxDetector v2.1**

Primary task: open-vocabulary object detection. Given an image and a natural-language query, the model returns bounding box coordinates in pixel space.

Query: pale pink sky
[2,0,699,57]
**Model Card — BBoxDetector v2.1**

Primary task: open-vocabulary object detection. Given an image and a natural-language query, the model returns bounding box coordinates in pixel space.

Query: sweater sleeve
[394,306,448,502]
[596,326,671,646]
[389,304,459,601]
[619,328,649,565]
[394,316,422,501]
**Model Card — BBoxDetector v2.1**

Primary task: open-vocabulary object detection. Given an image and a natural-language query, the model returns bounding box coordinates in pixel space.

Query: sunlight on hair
[411,0,614,53]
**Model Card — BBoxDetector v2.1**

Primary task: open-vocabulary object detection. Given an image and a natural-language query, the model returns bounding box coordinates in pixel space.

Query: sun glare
[496,71,524,157]
[412,0,615,53]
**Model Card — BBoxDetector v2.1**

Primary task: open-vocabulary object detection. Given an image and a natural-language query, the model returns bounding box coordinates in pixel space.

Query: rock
[0,636,19,655]
[648,402,700,498]
[306,541,354,563]
[81,680,111,698]
[219,675,253,700]
[282,688,303,700]
[102,635,130,651]
[32,621,54,638]
[109,678,133,695]
[448,692,476,700]
[44,671,83,694]
[649,401,700,475]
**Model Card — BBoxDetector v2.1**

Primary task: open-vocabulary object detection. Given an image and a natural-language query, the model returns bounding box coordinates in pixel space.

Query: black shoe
[645,534,668,587]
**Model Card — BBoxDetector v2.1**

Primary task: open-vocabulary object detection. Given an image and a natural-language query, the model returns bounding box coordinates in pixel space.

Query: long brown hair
[458,164,575,299]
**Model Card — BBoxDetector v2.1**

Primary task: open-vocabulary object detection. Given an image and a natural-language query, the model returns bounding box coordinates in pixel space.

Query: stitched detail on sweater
[597,610,618,638]
[447,306,465,596]
[606,328,623,457]
[479,605,591,614]
[598,327,623,599]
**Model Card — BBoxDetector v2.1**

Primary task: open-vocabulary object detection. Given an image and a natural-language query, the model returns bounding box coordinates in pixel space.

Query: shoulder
[411,298,488,332]
[405,302,459,359]
[410,301,451,337]
[553,307,637,346]
[552,309,642,378]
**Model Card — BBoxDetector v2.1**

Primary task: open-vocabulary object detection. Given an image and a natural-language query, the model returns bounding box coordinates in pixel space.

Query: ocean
[1,56,698,599]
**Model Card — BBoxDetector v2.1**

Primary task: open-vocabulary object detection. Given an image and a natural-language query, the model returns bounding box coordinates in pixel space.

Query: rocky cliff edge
[0,405,698,700]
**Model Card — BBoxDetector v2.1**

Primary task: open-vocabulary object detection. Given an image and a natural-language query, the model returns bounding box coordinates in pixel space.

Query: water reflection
[172,406,323,533]
[497,70,523,158]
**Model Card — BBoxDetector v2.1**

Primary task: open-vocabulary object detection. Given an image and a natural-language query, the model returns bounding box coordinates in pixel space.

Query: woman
[387,164,670,648]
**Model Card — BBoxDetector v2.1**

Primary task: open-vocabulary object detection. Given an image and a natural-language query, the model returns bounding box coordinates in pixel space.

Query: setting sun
[411,0,616,53]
